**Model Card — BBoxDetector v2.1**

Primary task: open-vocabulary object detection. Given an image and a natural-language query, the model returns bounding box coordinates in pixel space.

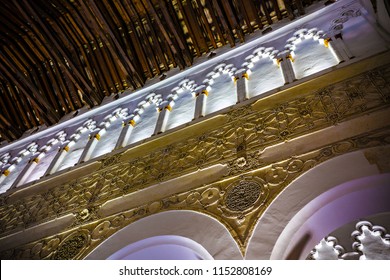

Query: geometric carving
[0,64,390,259]
[352,221,390,260]
[309,221,390,260]
[225,180,262,212]
[308,236,345,260]
[52,231,90,260]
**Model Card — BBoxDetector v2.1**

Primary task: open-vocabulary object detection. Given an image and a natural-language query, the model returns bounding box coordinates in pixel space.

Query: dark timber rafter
[0,0,314,143]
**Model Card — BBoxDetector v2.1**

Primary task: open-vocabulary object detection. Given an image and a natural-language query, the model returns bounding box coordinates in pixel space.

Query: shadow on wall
[107,235,213,260]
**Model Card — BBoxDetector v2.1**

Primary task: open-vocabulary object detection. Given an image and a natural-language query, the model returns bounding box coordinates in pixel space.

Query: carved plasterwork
[329,3,362,34]
[308,236,345,260]
[308,221,390,260]
[0,64,390,259]
[2,128,390,259]
[225,179,264,212]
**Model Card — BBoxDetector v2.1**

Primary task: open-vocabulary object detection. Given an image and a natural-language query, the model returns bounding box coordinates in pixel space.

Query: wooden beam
[212,0,236,47]
[86,0,145,88]
[195,0,218,49]
[204,0,226,46]
[142,0,188,68]
[160,0,193,66]
[0,82,26,130]
[124,0,162,76]
[16,0,97,106]
[220,0,245,43]
[0,49,59,123]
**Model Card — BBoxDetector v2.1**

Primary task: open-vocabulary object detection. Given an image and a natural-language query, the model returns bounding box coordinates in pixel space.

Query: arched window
[244,47,284,98]
[204,63,237,115]
[0,142,38,193]
[165,80,197,131]
[127,93,162,145]
[55,120,97,172]
[89,108,128,160]
[287,29,339,80]
[15,132,66,186]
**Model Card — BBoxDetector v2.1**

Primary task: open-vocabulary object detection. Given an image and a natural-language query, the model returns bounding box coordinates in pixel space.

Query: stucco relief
[308,221,390,260]
[2,127,390,259]
[0,64,390,259]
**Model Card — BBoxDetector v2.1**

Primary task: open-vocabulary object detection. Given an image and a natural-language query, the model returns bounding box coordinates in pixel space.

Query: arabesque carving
[0,64,390,259]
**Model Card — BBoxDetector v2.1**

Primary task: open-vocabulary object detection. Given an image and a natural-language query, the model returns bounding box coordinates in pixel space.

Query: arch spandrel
[85,211,240,260]
[245,149,390,260]
[2,127,390,259]
[0,59,390,259]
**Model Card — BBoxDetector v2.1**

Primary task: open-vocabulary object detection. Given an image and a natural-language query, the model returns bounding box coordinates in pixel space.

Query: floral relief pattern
[2,126,390,259]
[0,64,390,259]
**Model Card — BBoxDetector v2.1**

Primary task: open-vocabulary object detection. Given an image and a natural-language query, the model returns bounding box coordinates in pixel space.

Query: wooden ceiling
[0,0,317,143]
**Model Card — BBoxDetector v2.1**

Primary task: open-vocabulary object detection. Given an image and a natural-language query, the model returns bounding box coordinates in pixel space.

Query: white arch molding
[85,210,242,260]
[245,147,390,259]
[107,235,213,260]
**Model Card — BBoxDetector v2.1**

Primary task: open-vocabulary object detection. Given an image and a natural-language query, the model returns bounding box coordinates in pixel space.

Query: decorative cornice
[0,63,390,259]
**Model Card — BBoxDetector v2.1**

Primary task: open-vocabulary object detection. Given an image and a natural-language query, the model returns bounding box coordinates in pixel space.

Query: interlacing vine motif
[0,65,390,259]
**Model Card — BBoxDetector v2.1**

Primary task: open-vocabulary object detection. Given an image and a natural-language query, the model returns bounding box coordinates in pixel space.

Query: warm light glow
[99,128,107,136]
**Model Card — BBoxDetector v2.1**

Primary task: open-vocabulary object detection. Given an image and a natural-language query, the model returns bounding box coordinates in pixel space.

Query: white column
[11,157,39,187]
[44,144,69,175]
[235,69,249,103]
[278,53,296,84]
[0,164,14,185]
[78,131,100,163]
[115,117,135,149]
[0,165,15,190]
[333,33,354,60]
[0,173,6,186]
[324,34,353,63]
[194,89,208,119]
[325,37,345,63]
[153,102,171,135]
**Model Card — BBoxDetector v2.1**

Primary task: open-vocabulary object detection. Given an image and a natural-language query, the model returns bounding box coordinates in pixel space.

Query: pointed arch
[0,142,38,193]
[126,93,163,145]
[107,235,213,260]
[13,131,67,186]
[285,28,339,80]
[242,47,284,98]
[165,79,197,131]
[246,148,390,260]
[88,108,129,160]
[85,210,242,260]
[202,63,237,115]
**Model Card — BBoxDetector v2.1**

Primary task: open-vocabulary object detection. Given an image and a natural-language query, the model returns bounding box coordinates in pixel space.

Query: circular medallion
[53,231,89,260]
[225,180,261,212]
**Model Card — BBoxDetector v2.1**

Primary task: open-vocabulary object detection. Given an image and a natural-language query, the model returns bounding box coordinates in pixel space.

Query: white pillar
[78,131,100,163]
[0,164,14,185]
[235,69,249,103]
[325,37,345,63]
[333,33,354,60]
[278,53,296,84]
[11,157,39,187]
[44,144,69,175]
[324,34,353,63]
[194,89,208,119]
[115,117,135,149]
[153,102,171,135]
